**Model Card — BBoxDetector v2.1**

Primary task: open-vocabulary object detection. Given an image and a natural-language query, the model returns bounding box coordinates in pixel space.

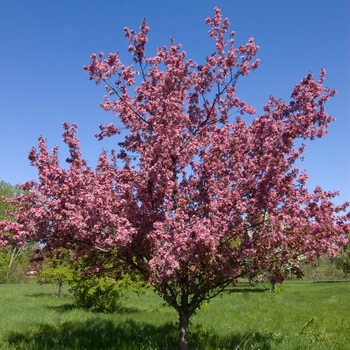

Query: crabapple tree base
[1,8,349,350]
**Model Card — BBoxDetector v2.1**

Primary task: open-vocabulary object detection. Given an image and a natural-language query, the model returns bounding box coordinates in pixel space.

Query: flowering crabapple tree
[1,7,349,350]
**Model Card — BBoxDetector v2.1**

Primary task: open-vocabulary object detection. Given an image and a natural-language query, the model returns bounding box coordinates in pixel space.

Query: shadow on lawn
[226,287,268,294]
[47,303,141,314]
[312,279,350,284]
[6,318,273,350]
[25,292,54,298]
[25,292,71,298]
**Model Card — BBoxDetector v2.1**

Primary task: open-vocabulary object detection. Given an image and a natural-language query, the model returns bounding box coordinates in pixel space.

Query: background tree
[38,247,143,311]
[38,249,73,297]
[335,235,350,277]
[300,255,345,280]
[1,8,349,349]
[0,181,33,283]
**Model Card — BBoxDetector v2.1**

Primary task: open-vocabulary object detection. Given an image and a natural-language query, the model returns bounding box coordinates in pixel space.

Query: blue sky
[0,0,349,206]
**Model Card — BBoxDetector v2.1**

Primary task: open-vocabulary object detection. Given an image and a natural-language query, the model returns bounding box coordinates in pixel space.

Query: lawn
[0,280,349,349]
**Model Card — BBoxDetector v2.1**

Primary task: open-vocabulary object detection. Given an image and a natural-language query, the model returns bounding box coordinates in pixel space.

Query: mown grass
[0,280,349,349]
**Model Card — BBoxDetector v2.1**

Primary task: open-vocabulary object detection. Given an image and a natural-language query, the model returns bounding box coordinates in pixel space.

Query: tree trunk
[57,281,63,297]
[6,247,22,279]
[179,310,190,350]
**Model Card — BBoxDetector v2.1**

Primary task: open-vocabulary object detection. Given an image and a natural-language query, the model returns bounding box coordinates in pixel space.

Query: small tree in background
[1,8,349,349]
[38,248,143,311]
[38,249,73,297]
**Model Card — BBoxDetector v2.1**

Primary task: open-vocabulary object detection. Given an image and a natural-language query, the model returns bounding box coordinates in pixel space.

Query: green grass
[0,280,349,349]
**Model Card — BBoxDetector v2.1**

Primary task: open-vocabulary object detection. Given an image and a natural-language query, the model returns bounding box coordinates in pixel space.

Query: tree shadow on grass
[47,303,141,314]
[5,318,274,350]
[226,287,268,294]
[47,303,77,313]
[25,292,52,298]
[312,279,350,284]
[25,292,71,298]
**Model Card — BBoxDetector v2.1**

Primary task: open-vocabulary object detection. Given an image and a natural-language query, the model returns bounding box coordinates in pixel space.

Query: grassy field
[0,280,349,349]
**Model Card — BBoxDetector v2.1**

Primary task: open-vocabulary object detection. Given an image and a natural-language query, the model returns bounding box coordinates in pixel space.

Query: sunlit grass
[0,280,349,349]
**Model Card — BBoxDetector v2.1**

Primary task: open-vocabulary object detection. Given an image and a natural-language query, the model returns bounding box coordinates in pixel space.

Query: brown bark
[179,310,190,350]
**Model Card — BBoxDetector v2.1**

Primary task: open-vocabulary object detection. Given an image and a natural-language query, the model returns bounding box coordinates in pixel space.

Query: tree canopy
[1,7,349,350]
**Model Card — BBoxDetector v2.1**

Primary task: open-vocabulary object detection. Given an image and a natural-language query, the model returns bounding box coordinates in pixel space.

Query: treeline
[301,256,349,280]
